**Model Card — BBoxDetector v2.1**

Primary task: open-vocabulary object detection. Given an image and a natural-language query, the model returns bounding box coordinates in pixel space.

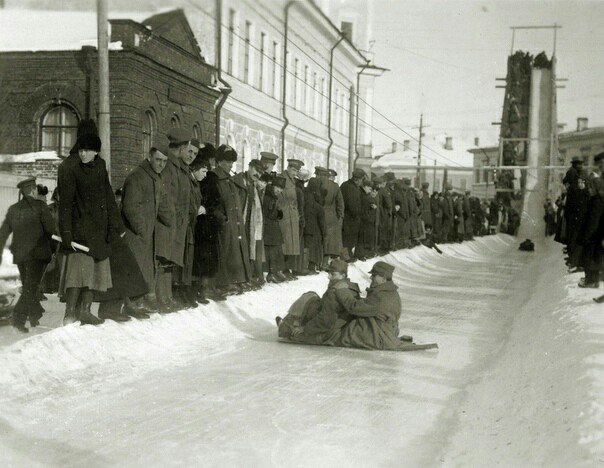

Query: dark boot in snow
[79,290,104,326]
[11,320,28,333]
[63,287,80,325]
[98,301,131,323]
[593,295,604,304]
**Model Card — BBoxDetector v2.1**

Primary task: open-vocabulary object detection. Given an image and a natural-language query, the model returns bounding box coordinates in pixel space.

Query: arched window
[39,103,79,158]
[171,114,181,128]
[142,109,157,159]
[192,122,202,141]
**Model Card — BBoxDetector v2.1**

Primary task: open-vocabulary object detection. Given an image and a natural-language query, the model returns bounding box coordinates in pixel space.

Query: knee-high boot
[63,287,81,325]
[79,289,104,325]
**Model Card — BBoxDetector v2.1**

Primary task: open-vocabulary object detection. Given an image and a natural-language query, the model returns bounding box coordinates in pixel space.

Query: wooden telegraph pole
[97,0,111,180]
[413,114,430,187]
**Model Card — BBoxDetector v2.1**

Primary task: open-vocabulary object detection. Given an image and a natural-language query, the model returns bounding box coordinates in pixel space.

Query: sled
[278,338,439,352]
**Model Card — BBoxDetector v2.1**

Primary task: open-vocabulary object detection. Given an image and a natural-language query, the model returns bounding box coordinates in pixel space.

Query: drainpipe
[353,61,370,171]
[215,0,232,146]
[326,35,344,170]
[280,1,297,172]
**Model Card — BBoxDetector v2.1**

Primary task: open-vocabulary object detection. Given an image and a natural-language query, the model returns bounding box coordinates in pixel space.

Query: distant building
[558,118,604,166]
[470,117,604,200]
[0,9,219,187]
[372,134,474,193]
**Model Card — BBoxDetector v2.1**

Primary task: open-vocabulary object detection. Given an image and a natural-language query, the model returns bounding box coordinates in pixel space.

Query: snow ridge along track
[0,235,517,401]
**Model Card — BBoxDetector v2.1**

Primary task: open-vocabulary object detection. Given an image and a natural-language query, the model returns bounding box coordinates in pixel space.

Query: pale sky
[371,0,604,154]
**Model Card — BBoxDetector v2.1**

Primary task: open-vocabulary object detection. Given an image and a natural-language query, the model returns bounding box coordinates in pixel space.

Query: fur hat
[215,144,237,162]
[77,133,102,153]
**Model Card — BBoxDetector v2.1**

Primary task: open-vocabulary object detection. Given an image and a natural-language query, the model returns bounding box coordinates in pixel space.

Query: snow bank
[0,235,517,400]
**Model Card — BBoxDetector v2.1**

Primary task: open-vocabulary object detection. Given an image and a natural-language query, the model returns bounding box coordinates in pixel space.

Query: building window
[243,21,252,84]
[171,115,181,128]
[142,109,157,158]
[227,9,235,75]
[258,32,266,91]
[293,58,299,109]
[192,122,202,141]
[475,169,481,184]
[460,179,467,190]
[303,65,309,114]
[311,72,317,118]
[39,103,79,158]
[271,41,278,98]
[320,78,326,123]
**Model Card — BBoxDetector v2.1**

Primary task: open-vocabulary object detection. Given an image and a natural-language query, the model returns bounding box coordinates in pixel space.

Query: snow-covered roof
[0,151,60,163]
[372,133,475,170]
[0,9,149,52]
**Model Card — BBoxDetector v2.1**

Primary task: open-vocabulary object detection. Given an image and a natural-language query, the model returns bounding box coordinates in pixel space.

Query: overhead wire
[182,0,466,167]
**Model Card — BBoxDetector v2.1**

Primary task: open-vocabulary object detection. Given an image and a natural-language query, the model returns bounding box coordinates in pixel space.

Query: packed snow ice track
[0,234,603,467]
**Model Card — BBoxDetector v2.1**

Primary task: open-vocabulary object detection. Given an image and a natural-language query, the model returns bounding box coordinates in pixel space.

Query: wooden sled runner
[278,338,439,352]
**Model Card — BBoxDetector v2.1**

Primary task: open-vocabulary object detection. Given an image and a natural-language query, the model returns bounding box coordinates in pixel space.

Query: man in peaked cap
[278,158,305,279]
[155,128,193,311]
[0,177,57,332]
[231,157,267,288]
[420,182,432,228]
[340,167,367,260]
[324,260,410,350]
[260,151,279,173]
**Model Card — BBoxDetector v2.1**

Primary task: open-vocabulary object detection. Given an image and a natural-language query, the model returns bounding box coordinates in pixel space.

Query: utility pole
[97,0,111,180]
[413,114,430,187]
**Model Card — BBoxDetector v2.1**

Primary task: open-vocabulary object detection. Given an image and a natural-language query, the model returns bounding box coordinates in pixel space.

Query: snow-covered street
[0,234,603,467]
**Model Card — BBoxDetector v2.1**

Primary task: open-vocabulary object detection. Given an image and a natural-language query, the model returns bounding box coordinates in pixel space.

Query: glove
[198,205,207,216]
[395,204,401,212]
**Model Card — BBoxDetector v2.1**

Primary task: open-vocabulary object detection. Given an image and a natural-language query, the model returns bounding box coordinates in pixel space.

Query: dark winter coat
[303,180,326,264]
[194,171,221,278]
[296,278,361,344]
[0,196,56,264]
[58,154,123,260]
[262,187,284,246]
[420,189,432,226]
[121,159,173,290]
[578,194,604,271]
[340,179,363,248]
[360,190,378,252]
[93,236,149,302]
[322,179,344,256]
[155,153,190,266]
[378,187,393,247]
[209,165,251,286]
[327,281,405,350]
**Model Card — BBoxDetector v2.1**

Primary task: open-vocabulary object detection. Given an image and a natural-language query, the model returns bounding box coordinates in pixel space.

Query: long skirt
[59,253,111,294]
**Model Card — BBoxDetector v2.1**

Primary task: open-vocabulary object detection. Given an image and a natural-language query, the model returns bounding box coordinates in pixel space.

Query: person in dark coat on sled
[276,259,360,344]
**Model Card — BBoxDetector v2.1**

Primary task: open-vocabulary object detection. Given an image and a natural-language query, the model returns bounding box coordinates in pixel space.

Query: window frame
[39,102,80,158]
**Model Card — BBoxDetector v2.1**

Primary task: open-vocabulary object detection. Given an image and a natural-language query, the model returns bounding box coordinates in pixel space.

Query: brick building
[0,9,220,187]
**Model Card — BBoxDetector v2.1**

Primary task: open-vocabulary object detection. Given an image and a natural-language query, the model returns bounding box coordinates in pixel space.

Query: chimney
[391,141,397,153]
[577,117,588,132]
[474,137,480,147]
[403,140,410,151]
[445,136,453,150]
